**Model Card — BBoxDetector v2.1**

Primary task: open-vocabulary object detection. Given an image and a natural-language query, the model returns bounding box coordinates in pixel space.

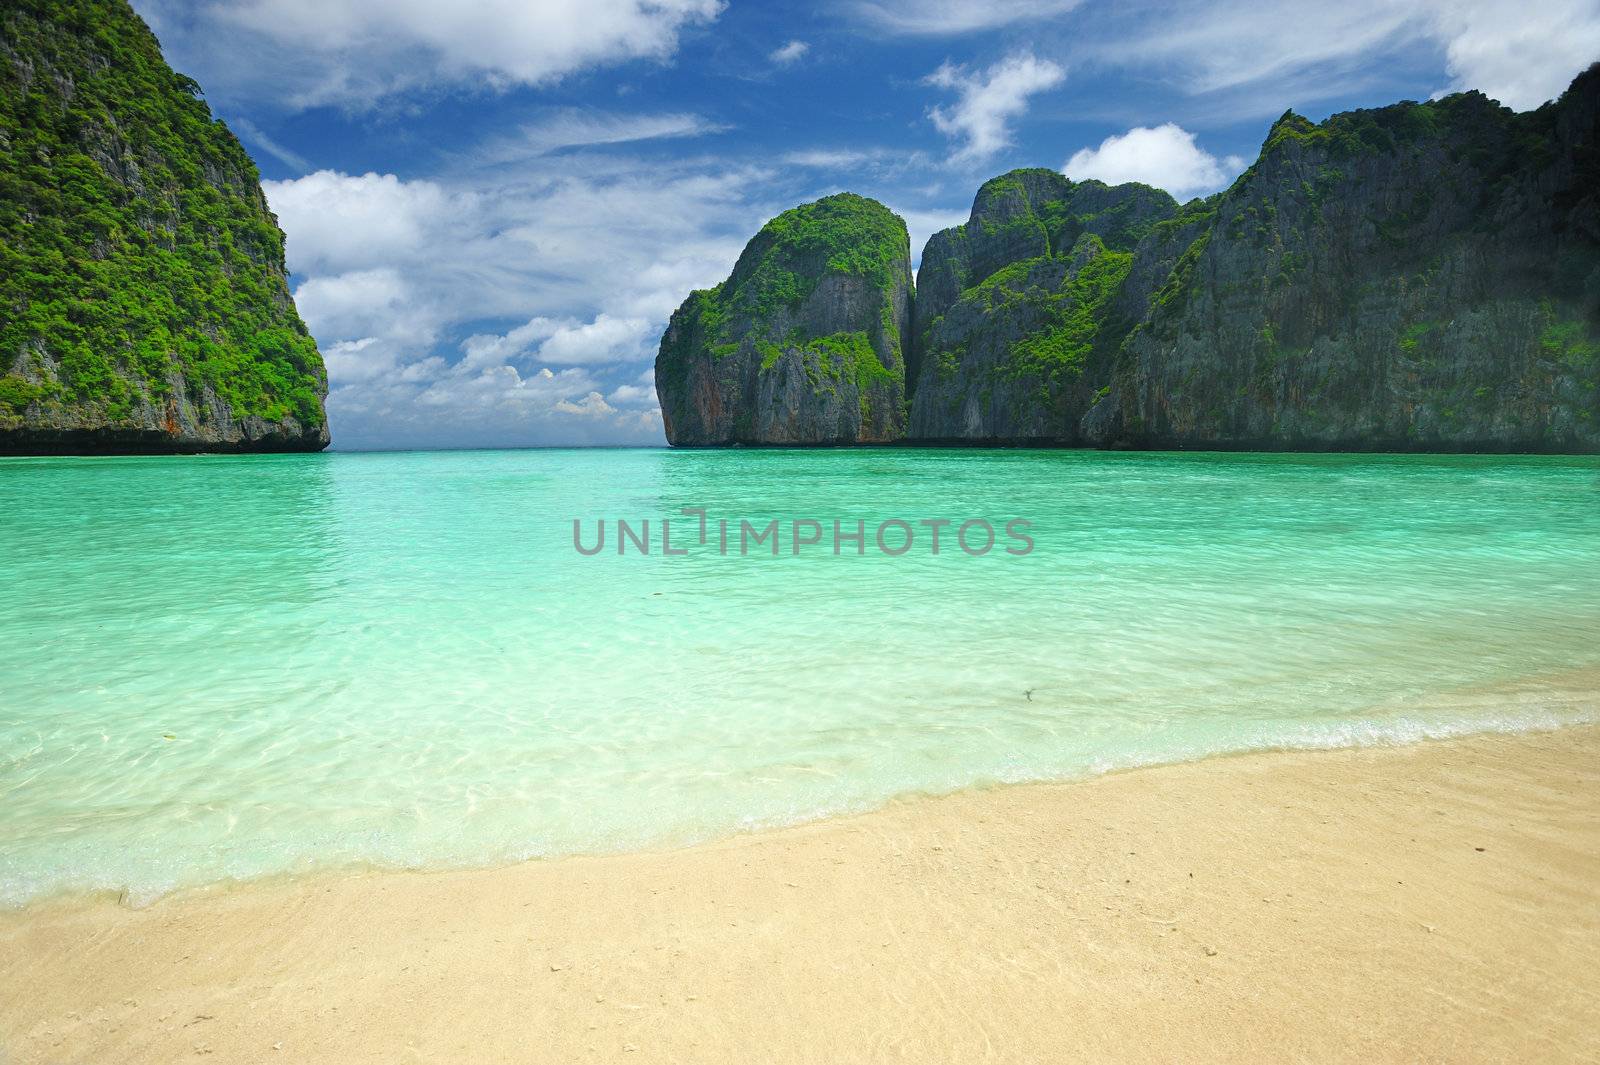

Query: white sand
[4,725,1599,1063]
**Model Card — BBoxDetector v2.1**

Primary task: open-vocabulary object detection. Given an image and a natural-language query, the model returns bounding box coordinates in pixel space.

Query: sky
[130,0,1600,450]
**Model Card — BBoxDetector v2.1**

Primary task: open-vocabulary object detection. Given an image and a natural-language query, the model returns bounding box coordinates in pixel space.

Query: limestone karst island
[657,69,1600,451]
[3,2,1600,1063]
[1,0,326,454]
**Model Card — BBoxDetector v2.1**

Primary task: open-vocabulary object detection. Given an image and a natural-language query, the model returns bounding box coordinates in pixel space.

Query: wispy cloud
[781,147,892,168]
[925,52,1065,163]
[853,0,1081,35]
[475,110,727,163]
[1073,0,1600,115]
[230,116,312,173]
[138,0,726,110]
[769,39,809,64]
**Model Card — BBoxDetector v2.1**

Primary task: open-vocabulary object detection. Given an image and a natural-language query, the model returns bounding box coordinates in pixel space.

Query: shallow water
[2,448,1598,905]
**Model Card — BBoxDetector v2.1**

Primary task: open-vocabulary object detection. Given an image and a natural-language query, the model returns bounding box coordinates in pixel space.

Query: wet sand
[3,725,1598,1063]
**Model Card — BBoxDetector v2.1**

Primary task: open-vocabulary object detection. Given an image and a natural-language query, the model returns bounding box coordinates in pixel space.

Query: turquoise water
[3,448,1599,906]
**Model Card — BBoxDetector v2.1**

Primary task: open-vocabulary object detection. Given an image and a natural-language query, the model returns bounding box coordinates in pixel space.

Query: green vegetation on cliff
[799,331,894,420]
[1003,245,1134,389]
[1097,67,1600,452]
[699,193,907,344]
[1261,91,1511,162]
[662,67,1600,451]
[655,193,911,445]
[910,172,1177,436]
[0,0,326,436]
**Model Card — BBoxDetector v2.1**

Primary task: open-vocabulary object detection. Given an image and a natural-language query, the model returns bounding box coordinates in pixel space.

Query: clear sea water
[3,448,1599,906]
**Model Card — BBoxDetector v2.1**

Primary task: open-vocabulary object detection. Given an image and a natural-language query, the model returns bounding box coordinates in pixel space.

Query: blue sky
[131,0,1600,450]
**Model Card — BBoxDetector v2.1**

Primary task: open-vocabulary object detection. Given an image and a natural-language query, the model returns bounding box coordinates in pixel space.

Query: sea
[3,447,1598,905]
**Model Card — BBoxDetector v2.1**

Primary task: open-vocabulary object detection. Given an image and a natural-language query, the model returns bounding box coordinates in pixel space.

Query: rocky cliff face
[657,68,1600,453]
[655,193,912,445]
[0,0,329,454]
[1086,67,1600,451]
[910,169,1180,442]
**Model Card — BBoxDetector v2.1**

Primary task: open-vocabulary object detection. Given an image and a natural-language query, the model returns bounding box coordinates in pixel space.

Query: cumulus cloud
[1430,0,1600,110]
[292,268,423,342]
[538,315,654,365]
[926,53,1065,163]
[324,340,637,446]
[320,337,394,386]
[854,0,1081,35]
[265,164,757,330]
[555,392,618,417]
[606,384,657,406]
[769,40,809,65]
[137,0,725,109]
[264,171,455,275]
[462,314,655,367]
[261,153,774,448]
[1063,124,1245,200]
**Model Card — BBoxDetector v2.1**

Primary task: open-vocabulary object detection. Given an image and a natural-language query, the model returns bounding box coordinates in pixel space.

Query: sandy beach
[4,725,1598,1064]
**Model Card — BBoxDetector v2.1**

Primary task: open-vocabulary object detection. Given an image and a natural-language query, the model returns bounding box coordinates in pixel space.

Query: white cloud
[769,40,809,65]
[260,155,774,448]
[606,384,657,406]
[456,318,565,373]
[320,337,393,386]
[780,148,905,171]
[1075,1,1600,116]
[229,116,311,173]
[264,171,455,275]
[854,0,1081,35]
[462,314,654,367]
[137,0,724,109]
[555,392,618,417]
[265,165,757,333]
[1430,0,1600,110]
[1063,124,1245,200]
[926,53,1065,163]
[292,269,423,342]
[538,315,654,365]
[477,111,725,163]
[1086,3,1420,100]
[326,344,624,445]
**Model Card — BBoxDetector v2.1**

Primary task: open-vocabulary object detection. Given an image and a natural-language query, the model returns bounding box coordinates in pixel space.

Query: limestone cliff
[658,69,1600,453]
[909,170,1181,442]
[0,0,329,454]
[655,193,912,446]
[1086,68,1600,451]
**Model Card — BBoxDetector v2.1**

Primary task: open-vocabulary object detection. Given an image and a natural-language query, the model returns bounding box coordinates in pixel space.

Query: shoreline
[6,699,1596,915]
[5,724,1598,1063]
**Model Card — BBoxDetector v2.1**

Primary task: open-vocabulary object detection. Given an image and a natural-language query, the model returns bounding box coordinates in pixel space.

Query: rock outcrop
[909,169,1180,442]
[655,193,912,445]
[1086,69,1600,451]
[0,0,329,454]
[656,67,1600,453]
